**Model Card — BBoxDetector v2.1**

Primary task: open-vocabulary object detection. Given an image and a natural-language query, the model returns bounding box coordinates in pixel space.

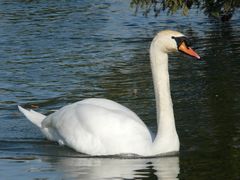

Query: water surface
[0,0,239,179]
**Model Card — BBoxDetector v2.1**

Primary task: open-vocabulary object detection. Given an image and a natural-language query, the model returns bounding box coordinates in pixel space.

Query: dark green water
[0,1,239,179]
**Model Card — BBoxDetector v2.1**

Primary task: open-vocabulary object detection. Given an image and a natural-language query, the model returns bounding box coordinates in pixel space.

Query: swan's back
[42,98,152,155]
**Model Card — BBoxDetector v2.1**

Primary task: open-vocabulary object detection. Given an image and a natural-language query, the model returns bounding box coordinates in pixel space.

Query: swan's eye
[184,38,192,47]
[172,36,191,49]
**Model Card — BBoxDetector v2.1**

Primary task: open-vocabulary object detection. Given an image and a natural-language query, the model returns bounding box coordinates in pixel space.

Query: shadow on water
[203,22,240,179]
[178,19,240,179]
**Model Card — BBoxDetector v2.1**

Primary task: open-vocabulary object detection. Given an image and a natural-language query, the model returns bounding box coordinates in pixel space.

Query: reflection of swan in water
[41,155,179,180]
[18,30,200,156]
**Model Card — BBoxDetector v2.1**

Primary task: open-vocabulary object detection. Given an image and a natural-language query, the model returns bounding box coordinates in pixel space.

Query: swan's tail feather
[18,106,46,128]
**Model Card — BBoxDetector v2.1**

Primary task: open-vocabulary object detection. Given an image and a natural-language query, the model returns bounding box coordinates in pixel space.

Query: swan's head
[152,30,200,59]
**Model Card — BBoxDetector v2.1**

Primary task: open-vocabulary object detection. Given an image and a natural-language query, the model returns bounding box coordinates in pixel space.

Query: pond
[0,0,239,179]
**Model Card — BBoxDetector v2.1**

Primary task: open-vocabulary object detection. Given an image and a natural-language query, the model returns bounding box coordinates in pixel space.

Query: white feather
[18,105,45,128]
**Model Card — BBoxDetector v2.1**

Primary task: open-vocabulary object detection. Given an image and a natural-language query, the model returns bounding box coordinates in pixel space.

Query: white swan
[18,30,200,156]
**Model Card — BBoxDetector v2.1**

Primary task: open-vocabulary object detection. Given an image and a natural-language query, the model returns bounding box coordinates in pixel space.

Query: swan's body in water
[18,30,200,156]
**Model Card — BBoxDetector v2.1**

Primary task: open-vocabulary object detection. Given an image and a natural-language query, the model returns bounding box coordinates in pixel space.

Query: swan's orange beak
[179,42,201,59]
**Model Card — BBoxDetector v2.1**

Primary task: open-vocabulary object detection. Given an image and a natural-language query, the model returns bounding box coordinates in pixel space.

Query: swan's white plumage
[18,105,46,128]
[18,30,200,156]
[41,98,152,155]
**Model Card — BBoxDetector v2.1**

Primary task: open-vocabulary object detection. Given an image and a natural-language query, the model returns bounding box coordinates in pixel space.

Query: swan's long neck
[150,40,179,154]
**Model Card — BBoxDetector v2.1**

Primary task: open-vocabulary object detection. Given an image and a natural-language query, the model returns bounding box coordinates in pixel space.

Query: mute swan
[18,30,200,156]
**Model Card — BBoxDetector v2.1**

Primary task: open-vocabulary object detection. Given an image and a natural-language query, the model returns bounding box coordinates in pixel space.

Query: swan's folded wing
[41,99,152,155]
